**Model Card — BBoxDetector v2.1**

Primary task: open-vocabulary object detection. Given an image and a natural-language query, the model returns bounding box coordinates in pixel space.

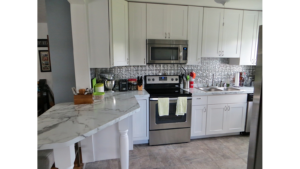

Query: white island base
[52,117,133,169]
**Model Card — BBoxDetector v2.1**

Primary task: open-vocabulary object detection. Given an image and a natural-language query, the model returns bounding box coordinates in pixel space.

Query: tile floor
[85,135,249,169]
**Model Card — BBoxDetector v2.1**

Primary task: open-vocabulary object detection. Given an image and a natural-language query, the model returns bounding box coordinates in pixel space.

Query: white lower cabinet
[191,94,247,138]
[206,104,227,135]
[226,103,247,133]
[132,98,149,144]
[206,103,247,135]
[191,105,207,137]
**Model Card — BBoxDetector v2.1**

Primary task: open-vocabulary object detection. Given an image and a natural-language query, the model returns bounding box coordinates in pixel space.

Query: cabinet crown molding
[68,0,87,4]
[126,0,262,10]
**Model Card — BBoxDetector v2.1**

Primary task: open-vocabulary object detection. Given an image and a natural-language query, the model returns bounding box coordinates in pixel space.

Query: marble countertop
[38,90,149,150]
[184,87,254,96]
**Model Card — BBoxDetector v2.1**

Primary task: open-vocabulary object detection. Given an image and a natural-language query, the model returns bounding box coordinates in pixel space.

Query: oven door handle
[150,97,192,101]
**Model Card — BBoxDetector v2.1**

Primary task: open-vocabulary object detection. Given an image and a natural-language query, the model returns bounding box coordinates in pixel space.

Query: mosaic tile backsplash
[90,58,255,87]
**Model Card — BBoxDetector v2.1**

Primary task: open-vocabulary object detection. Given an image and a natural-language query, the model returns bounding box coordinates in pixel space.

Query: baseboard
[191,132,240,139]
[133,140,149,145]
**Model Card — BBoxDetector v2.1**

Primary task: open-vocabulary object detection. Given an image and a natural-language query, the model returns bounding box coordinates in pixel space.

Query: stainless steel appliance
[245,93,253,133]
[144,75,192,146]
[119,79,128,92]
[247,25,262,169]
[146,39,188,64]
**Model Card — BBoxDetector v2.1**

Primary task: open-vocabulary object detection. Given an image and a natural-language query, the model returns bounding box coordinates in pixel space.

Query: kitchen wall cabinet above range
[229,11,262,65]
[147,4,188,40]
[202,8,243,58]
[88,0,129,68]
[187,6,203,65]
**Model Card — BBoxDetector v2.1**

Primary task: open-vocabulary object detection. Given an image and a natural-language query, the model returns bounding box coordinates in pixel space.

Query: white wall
[37,23,53,90]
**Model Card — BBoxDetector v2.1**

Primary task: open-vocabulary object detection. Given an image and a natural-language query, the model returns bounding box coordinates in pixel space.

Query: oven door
[149,97,192,130]
[147,44,185,64]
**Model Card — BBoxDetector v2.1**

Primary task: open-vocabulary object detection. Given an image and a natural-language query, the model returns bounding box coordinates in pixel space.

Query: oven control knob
[148,78,151,81]
[175,78,178,81]
[171,78,174,81]
[152,78,155,81]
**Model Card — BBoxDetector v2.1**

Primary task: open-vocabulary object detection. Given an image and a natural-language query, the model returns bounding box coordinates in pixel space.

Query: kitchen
[37,1,259,169]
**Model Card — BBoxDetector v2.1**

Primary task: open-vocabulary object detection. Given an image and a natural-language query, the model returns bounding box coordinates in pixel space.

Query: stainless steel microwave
[146,39,188,64]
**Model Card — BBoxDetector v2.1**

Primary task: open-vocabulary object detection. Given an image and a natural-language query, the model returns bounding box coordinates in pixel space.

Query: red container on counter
[128,79,137,90]
[189,79,194,88]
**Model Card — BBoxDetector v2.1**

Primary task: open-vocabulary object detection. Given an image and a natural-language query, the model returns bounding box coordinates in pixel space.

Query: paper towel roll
[235,73,239,87]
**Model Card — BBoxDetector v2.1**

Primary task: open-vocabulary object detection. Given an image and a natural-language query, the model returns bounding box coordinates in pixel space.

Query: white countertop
[38,90,149,150]
[184,87,254,96]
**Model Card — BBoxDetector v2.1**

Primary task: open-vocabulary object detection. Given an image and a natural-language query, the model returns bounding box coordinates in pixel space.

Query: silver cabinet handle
[144,58,145,64]
[197,98,201,100]
[168,32,170,39]
[165,32,167,39]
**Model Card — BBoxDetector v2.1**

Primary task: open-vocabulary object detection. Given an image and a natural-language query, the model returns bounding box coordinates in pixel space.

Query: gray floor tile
[214,158,247,169]
[186,161,221,169]
[129,158,142,169]
[85,135,250,169]
[206,147,239,160]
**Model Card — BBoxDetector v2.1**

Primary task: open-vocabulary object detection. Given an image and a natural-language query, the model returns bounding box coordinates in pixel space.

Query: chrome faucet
[212,74,214,87]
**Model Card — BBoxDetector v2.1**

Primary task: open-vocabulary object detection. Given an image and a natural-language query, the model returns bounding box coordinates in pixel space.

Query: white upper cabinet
[222,9,243,58]
[229,11,260,65]
[168,5,188,39]
[147,4,187,40]
[202,8,223,58]
[202,8,243,58]
[129,2,146,65]
[109,0,129,66]
[241,11,259,65]
[187,6,203,65]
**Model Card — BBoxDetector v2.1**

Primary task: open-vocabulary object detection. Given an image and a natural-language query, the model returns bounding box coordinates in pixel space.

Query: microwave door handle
[179,46,183,62]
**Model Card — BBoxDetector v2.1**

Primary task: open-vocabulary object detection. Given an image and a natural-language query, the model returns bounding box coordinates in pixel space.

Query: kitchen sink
[197,87,241,92]
[198,87,223,92]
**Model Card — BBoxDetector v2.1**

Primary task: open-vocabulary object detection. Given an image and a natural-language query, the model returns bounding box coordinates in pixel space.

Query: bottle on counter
[239,72,245,87]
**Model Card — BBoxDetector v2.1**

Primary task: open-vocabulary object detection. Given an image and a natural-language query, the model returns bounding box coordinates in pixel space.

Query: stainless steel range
[144,75,192,146]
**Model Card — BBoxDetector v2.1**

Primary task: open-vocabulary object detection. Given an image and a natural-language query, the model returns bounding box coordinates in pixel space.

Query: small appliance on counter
[119,79,128,91]
[128,79,137,90]
[104,79,115,92]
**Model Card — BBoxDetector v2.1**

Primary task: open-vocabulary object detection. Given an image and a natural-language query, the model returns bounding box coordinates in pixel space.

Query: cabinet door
[132,99,148,141]
[88,0,110,68]
[187,6,203,65]
[239,11,259,65]
[129,3,146,65]
[222,9,243,58]
[110,0,129,66]
[226,103,247,133]
[202,8,224,58]
[168,5,188,40]
[253,11,262,65]
[206,104,227,135]
[147,4,168,39]
[191,105,207,137]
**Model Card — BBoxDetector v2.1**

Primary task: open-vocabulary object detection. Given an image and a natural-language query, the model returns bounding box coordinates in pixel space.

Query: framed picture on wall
[39,50,52,72]
[38,39,48,47]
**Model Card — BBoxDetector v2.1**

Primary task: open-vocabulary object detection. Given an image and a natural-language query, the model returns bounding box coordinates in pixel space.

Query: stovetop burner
[145,89,192,98]
[144,75,192,98]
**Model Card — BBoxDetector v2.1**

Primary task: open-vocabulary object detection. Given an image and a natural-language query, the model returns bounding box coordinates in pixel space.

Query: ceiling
[38,0,47,23]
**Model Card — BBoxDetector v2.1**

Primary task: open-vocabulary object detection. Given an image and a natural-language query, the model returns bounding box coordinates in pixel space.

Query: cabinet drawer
[208,94,247,104]
[192,96,207,105]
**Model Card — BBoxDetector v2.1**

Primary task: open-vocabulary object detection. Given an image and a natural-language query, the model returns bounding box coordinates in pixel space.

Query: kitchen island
[38,90,149,169]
